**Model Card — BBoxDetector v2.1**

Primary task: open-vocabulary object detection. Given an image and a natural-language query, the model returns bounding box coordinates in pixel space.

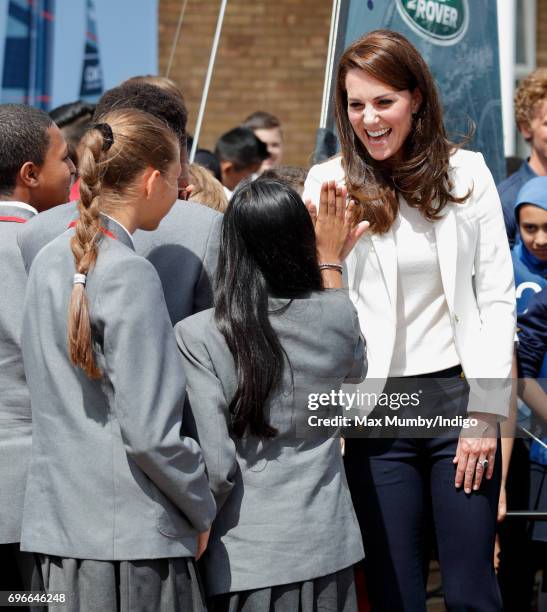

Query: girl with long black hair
[176,177,368,612]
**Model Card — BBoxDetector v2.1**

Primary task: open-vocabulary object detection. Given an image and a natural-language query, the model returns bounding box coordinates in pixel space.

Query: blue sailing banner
[326,0,504,183]
[80,0,103,101]
[1,0,55,109]
[0,0,157,110]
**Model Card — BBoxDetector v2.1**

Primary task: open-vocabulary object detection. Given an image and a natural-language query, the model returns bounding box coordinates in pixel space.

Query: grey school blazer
[20,215,216,560]
[0,203,35,543]
[17,199,222,323]
[176,291,366,596]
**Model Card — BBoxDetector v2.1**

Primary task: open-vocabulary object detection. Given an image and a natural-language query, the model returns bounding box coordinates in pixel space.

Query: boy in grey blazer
[17,81,222,324]
[0,104,75,593]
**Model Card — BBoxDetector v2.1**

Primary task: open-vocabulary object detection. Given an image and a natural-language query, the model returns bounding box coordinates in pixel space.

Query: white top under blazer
[303,149,516,417]
[390,200,460,376]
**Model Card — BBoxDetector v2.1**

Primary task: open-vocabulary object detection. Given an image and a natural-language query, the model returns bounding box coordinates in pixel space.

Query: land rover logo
[396,0,469,45]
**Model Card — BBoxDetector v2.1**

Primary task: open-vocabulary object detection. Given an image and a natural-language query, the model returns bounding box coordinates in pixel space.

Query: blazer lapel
[370,229,397,319]
[434,207,457,313]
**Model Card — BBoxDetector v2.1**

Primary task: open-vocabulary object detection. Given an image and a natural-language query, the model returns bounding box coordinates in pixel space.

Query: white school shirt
[3,201,38,216]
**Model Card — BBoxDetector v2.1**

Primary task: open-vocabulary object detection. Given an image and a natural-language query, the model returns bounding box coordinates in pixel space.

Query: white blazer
[303,150,516,417]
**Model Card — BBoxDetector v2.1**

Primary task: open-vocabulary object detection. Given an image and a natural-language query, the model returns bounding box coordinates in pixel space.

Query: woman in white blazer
[303,30,515,612]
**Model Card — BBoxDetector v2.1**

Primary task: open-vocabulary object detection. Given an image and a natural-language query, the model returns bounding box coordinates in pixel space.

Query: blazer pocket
[152,485,194,539]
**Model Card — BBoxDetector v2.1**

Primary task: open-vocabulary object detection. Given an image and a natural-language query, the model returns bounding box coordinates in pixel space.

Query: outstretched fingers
[305,199,318,227]
[335,185,347,223]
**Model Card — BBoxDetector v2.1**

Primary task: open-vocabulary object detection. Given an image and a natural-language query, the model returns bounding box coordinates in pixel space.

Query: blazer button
[454,314,460,323]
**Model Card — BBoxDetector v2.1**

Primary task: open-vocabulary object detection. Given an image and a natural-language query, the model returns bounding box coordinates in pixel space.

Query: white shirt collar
[101,213,135,248]
[0,201,38,216]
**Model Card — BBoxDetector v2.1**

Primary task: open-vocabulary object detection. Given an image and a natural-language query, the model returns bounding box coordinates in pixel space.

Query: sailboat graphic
[80,0,103,101]
[1,0,55,109]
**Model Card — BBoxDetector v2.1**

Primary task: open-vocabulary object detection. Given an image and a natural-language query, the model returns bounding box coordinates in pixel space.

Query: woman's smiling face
[345,68,422,163]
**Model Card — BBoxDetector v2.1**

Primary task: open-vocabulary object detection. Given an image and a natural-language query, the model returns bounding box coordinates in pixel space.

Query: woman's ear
[411,88,423,114]
[143,167,161,199]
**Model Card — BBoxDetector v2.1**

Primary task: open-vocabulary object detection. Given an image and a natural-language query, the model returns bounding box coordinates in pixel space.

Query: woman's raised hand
[306,181,369,264]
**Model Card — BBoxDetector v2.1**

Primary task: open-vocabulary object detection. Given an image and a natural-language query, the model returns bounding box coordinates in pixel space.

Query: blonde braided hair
[67,109,179,378]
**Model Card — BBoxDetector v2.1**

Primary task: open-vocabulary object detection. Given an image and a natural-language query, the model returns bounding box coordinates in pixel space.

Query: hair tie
[93,123,114,151]
[73,273,87,286]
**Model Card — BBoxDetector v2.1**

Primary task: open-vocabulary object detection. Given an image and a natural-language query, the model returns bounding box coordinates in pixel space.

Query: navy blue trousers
[344,376,503,612]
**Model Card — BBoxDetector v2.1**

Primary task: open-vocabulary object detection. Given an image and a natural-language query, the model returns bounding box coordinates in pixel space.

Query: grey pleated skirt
[38,554,206,612]
[209,566,357,612]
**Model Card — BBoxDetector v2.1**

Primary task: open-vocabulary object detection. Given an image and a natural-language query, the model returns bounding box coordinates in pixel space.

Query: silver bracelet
[318,263,343,273]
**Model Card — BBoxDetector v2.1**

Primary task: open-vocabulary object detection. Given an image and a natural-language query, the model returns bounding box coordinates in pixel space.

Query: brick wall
[158,0,332,167]
[158,1,547,167]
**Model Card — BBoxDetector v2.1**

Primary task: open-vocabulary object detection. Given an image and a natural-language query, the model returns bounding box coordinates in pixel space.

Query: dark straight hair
[215,178,323,438]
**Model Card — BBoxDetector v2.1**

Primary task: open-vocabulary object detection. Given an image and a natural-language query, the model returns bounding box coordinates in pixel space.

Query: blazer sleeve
[302,164,324,209]
[463,154,516,417]
[302,157,346,210]
[175,319,238,511]
[517,290,547,379]
[96,257,216,532]
[193,213,222,314]
[345,302,367,383]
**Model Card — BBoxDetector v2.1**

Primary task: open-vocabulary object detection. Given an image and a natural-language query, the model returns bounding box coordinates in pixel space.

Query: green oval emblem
[396,0,469,45]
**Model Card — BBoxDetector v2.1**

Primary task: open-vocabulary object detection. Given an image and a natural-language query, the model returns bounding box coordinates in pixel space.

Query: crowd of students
[0,28,545,612]
[494,68,547,612]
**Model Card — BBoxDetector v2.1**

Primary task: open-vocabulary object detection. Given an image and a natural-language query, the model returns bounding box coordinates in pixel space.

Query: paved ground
[426,562,445,612]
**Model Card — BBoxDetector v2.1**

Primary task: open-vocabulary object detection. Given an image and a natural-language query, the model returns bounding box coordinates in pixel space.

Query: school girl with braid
[19,109,215,611]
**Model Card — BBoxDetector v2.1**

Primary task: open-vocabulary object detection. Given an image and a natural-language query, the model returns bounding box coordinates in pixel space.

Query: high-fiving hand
[306,181,369,263]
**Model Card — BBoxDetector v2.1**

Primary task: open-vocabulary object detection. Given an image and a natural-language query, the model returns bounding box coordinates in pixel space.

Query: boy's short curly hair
[514,68,547,128]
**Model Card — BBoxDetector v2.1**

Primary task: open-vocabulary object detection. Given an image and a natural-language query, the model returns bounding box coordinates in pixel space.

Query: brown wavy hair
[335,29,470,234]
[67,109,178,378]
